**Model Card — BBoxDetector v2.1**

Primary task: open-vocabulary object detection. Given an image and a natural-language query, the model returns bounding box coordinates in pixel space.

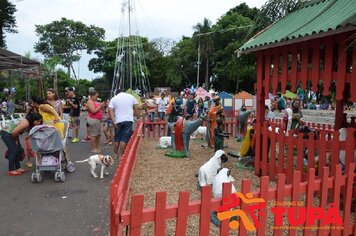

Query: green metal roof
[239,0,356,53]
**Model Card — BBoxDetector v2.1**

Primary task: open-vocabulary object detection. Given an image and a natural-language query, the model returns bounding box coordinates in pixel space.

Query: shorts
[87,117,102,136]
[114,121,133,143]
[70,116,80,129]
[62,113,70,121]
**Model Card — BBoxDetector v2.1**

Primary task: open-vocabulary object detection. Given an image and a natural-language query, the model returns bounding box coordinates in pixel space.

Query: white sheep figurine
[158,136,172,149]
[212,168,236,198]
[197,150,228,189]
[190,126,207,140]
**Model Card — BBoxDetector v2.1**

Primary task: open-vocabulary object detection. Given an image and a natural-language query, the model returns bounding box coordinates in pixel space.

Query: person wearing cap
[67,87,81,143]
[207,96,224,149]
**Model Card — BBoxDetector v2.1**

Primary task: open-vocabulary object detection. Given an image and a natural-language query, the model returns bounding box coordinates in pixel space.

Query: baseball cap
[64,87,70,91]
[67,87,75,91]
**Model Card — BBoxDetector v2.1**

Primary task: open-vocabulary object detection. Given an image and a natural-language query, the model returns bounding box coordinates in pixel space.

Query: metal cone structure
[111,0,151,97]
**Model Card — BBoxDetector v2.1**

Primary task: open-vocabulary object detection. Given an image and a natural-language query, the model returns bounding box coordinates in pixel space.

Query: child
[214,117,229,152]
[102,99,113,145]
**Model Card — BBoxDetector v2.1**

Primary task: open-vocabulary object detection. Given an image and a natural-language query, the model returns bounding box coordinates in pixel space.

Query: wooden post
[334,99,344,130]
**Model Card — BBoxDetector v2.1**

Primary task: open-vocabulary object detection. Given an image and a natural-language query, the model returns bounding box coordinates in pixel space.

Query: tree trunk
[53,72,58,94]
[67,64,71,79]
[38,76,44,97]
[235,77,239,93]
[204,58,209,91]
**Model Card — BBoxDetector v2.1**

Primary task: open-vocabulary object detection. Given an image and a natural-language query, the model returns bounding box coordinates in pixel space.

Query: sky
[6,0,265,80]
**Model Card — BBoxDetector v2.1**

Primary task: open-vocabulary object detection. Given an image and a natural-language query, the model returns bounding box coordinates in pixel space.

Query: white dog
[76,155,114,179]
[197,150,228,189]
[159,136,172,148]
[191,126,207,139]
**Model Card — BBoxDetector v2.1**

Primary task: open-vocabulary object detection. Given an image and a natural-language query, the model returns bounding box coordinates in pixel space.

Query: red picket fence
[269,118,334,132]
[110,120,356,235]
[141,116,239,138]
[117,164,356,236]
[255,121,355,183]
[110,121,144,236]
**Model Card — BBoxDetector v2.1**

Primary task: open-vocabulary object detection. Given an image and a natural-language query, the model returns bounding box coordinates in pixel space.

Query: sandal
[8,170,22,176]
[26,161,33,168]
[16,168,28,173]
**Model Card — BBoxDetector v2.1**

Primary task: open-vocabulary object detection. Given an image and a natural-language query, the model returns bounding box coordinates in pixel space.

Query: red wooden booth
[238,0,356,182]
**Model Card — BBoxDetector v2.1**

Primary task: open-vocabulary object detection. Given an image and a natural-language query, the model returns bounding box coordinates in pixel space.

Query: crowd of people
[142,90,231,151]
[2,84,355,176]
[0,87,140,176]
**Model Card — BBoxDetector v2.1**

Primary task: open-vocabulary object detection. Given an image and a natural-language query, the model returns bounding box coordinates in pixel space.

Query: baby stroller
[29,121,74,183]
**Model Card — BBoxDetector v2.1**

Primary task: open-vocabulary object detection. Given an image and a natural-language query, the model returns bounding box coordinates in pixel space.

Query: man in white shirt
[109,90,140,158]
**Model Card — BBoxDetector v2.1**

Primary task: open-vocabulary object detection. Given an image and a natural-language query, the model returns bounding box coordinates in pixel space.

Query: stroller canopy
[29,125,64,153]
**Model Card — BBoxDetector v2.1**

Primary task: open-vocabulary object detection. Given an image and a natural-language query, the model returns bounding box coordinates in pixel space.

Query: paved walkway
[0,114,114,236]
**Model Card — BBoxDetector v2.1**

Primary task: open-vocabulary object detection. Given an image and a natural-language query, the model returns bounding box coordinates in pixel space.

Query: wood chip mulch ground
[128,137,263,235]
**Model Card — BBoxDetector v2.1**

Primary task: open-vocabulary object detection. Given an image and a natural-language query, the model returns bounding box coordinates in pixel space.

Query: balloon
[3,88,9,94]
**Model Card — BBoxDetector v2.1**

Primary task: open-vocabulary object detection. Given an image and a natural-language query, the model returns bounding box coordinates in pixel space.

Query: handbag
[5,147,25,161]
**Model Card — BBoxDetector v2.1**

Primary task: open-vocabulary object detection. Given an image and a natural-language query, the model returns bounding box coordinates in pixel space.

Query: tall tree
[193,18,214,90]
[168,36,197,89]
[211,5,256,92]
[34,17,105,79]
[0,0,18,48]
[249,0,307,38]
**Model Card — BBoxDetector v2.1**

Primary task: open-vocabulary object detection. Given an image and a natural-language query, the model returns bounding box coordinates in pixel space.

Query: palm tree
[41,56,60,92]
[193,18,214,91]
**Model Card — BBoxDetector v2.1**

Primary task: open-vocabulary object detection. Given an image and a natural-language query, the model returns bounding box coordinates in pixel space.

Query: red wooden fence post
[273,173,286,236]
[239,179,252,236]
[129,195,145,236]
[155,192,167,236]
[175,191,190,236]
[288,170,301,236]
[317,167,330,236]
[303,168,315,236]
[269,125,277,180]
[277,130,285,175]
[262,125,269,177]
[330,130,340,178]
[330,165,342,236]
[257,176,269,236]
[318,130,327,178]
[342,163,355,235]
[307,132,316,178]
[219,183,233,236]
[199,186,212,236]
[286,130,294,184]
[296,133,304,179]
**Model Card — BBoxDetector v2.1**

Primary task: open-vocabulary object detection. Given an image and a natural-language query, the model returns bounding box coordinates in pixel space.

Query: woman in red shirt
[87,90,103,153]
